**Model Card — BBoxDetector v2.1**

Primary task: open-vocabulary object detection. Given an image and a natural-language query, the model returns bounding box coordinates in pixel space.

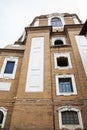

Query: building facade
[0,13,87,130]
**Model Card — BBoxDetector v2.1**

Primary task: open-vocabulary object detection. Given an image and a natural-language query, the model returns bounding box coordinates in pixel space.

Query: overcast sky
[0,0,87,48]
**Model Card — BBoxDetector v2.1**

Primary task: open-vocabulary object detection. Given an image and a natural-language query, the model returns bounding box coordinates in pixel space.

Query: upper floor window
[48,16,65,29]
[0,57,18,79]
[59,78,73,93]
[54,39,64,46]
[57,57,68,67]
[4,61,15,74]
[55,74,77,96]
[51,17,63,27]
[58,106,83,130]
[52,37,66,46]
[54,53,72,69]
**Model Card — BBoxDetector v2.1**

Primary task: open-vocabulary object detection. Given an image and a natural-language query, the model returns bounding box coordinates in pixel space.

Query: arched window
[58,106,83,130]
[54,40,63,46]
[51,17,63,27]
[0,107,7,128]
[0,111,4,124]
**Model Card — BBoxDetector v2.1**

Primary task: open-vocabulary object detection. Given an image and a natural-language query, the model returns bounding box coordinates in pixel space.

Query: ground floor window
[58,106,83,130]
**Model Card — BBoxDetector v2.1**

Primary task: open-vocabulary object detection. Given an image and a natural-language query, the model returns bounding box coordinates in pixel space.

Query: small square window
[57,57,68,67]
[54,53,72,69]
[59,78,73,93]
[4,61,15,74]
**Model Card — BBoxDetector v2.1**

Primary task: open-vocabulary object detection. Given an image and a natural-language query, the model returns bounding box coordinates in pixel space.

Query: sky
[0,0,87,48]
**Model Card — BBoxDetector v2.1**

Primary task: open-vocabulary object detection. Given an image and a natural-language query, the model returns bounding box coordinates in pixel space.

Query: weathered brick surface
[0,13,87,130]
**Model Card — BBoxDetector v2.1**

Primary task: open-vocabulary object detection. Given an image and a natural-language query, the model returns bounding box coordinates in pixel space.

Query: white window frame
[58,106,83,130]
[34,19,39,27]
[0,57,18,79]
[0,107,7,128]
[51,37,66,46]
[48,16,65,29]
[55,74,77,96]
[54,53,72,69]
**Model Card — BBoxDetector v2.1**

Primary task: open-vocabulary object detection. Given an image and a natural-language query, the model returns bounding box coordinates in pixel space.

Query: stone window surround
[54,52,72,69]
[0,57,18,79]
[58,106,83,130]
[51,37,66,46]
[48,16,65,28]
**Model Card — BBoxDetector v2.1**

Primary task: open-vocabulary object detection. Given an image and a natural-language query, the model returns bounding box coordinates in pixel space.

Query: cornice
[25,26,52,34]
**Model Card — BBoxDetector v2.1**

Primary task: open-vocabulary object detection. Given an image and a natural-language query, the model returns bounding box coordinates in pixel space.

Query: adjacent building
[0,13,87,130]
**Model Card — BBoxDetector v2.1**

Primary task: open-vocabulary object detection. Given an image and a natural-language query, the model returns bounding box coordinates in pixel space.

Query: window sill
[50,44,71,48]
[56,93,77,96]
[55,66,72,69]
[61,124,83,130]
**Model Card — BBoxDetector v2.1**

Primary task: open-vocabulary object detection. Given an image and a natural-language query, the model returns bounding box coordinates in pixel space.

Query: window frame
[52,37,66,46]
[0,57,18,79]
[58,106,83,130]
[0,107,7,128]
[54,53,72,69]
[55,74,77,96]
[51,17,63,27]
[48,16,65,28]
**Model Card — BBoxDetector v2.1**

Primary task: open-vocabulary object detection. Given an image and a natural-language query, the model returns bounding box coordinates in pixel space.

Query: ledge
[50,44,71,48]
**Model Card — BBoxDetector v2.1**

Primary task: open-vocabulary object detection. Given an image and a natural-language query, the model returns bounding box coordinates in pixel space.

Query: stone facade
[0,13,87,130]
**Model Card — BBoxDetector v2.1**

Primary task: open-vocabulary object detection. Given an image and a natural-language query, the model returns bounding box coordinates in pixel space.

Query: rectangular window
[57,57,68,67]
[0,57,18,79]
[59,78,73,92]
[4,61,15,74]
[56,74,77,96]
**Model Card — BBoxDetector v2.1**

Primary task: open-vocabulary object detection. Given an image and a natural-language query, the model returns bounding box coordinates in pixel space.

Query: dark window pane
[59,78,73,92]
[0,111,3,124]
[4,61,15,74]
[54,40,63,46]
[62,111,79,125]
[57,57,68,67]
[51,17,63,27]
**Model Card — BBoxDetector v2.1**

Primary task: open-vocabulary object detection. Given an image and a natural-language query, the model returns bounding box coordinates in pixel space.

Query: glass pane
[62,111,79,125]
[4,61,15,74]
[51,18,63,27]
[59,78,73,92]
